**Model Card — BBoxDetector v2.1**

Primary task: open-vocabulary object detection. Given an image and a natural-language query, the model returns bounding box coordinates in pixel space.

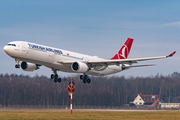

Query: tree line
[0,72,180,107]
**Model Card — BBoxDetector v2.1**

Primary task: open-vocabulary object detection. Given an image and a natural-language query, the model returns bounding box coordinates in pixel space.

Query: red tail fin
[110,38,134,60]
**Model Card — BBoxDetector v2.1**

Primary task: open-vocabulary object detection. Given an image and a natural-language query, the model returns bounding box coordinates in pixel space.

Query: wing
[58,51,176,68]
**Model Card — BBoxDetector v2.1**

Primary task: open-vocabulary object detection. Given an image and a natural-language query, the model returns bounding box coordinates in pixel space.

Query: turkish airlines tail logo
[119,44,129,59]
[111,38,133,60]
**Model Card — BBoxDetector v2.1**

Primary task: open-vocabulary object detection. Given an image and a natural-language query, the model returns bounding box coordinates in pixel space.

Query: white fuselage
[4,41,123,76]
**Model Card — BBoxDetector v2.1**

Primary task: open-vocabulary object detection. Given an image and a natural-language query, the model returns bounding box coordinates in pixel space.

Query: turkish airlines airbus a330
[3,38,176,83]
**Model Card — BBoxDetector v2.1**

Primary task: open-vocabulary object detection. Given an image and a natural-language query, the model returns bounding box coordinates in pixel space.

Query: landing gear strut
[51,69,61,83]
[80,75,91,84]
[15,59,20,68]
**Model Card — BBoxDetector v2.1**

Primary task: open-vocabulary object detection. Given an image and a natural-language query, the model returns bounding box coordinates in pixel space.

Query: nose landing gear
[15,59,20,68]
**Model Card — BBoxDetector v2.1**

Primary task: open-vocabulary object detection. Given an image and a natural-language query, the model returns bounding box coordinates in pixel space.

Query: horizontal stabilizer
[127,64,155,68]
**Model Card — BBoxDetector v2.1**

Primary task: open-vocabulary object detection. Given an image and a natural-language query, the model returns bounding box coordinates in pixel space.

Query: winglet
[168,51,176,57]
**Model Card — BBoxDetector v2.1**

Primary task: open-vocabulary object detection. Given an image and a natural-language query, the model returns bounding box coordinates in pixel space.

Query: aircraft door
[21,43,26,52]
[21,43,28,57]
[47,51,54,62]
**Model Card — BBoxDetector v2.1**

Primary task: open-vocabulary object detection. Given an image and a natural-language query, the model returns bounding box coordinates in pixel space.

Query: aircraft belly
[51,63,73,73]
[86,65,122,76]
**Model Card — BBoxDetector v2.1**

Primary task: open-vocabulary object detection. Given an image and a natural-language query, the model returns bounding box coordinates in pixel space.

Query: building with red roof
[132,94,159,106]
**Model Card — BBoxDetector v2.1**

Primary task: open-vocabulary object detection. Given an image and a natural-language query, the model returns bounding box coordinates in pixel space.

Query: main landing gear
[51,69,61,83]
[15,59,20,68]
[80,75,91,84]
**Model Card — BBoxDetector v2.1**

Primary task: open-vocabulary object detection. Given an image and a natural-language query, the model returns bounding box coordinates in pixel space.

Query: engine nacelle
[71,61,89,73]
[21,62,38,71]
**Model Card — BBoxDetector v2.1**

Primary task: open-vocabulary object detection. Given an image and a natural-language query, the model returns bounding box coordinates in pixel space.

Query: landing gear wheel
[15,59,20,69]
[87,79,91,83]
[84,75,88,80]
[54,78,57,83]
[83,79,87,83]
[80,75,91,84]
[15,64,20,68]
[55,74,58,79]
[57,78,61,83]
[80,75,84,80]
[51,69,61,83]
[51,74,55,79]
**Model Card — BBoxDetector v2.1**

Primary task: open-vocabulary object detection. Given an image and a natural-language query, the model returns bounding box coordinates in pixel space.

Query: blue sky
[0,0,179,77]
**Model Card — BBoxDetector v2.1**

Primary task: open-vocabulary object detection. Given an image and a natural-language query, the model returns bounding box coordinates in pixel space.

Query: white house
[133,94,144,105]
[133,94,159,106]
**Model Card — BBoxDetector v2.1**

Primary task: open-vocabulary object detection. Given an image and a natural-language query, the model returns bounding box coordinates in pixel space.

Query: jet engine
[120,64,129,71]
[21,62,38,71]
[71,61,89,73]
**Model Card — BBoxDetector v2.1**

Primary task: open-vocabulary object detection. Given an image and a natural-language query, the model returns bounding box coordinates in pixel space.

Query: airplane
[3,38,176,84]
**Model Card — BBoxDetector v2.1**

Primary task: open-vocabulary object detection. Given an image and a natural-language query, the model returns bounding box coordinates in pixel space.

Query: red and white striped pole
[68,79,75,114]
[70,88,73,114]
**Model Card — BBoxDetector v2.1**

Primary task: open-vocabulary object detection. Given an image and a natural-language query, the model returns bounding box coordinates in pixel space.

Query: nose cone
[3,46,11,56]
[3,46,8,53]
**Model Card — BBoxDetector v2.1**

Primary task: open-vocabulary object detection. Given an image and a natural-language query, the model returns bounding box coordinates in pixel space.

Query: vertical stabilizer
[110,38,134,60]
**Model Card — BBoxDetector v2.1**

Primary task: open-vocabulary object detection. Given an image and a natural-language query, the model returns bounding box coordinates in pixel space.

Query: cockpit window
[7,44,16,47]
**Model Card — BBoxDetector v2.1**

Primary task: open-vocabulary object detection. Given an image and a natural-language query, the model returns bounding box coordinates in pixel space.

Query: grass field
[0,110,180,120]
